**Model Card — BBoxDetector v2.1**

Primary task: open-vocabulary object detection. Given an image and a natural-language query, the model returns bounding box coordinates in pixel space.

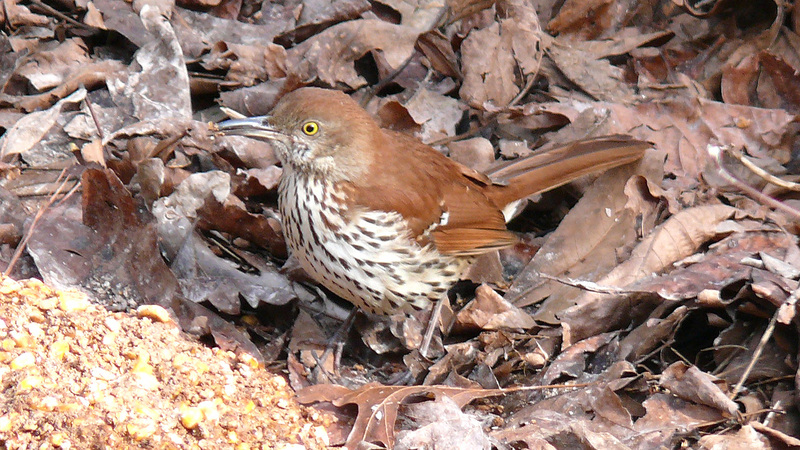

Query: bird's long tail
[484,135,650,208]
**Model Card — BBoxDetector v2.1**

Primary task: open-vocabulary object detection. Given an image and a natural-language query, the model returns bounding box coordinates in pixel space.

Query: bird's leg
[310,305,358,382]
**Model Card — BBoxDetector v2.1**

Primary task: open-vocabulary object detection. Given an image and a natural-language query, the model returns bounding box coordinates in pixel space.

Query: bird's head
[218,87,383,181]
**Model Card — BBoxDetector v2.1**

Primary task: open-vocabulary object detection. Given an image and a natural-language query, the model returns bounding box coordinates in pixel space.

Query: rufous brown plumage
[219,88,648,315]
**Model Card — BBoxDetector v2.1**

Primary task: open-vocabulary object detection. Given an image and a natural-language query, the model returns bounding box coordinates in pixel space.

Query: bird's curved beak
[216,117,291,147]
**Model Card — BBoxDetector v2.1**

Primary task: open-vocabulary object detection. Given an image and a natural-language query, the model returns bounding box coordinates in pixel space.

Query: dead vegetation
[1,0,800,448]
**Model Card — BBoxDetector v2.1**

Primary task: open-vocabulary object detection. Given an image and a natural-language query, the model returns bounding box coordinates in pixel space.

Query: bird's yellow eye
[302,121,319,136]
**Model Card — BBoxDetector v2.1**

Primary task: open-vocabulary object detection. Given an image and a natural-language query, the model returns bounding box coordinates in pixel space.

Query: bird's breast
[277,171,464,314]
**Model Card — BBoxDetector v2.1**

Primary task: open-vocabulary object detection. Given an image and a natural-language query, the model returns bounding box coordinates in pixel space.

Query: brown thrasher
[218,88,648,315]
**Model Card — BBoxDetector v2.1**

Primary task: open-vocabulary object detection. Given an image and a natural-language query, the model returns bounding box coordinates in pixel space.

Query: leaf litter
[2,0,800,448]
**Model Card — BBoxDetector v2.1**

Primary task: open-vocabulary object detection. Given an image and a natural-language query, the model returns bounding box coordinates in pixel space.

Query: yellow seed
[50,341,70,360]
[735,117,752,128]
[28,311,46,324]
[241,315,258,326]
[134,404,159,418]
[58,292,90,312]
[12,334,34,349]
[58,401,82,413]
[26,279,47,290]
[172,353,189,369]
[0,414,12,432]
[1,339,15,351]
[243,400,255,414]
[36,296,58,310]
[238,352,260,370]
[179,406,203,429]
[50,432,66,446]
[136,305,172,323]
[19,375,43,390]
[10,352,35,370]
[126,419,157,441]
[32,396,59,411]
[132,354,153,375]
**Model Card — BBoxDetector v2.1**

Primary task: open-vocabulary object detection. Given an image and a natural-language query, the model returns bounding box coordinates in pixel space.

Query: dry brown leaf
[152,172,301,310]
[403,87,465,143]
[547,39,637,103]
[547,0,614,38]
[201,42,287,86]
[455,284,536,331]
[460,21,518,109]
[618,306,689,361]
[447,137,495,171]
[581,28,675,59]
[13,38,91,91]
[697,425,772,449]
[416,30,460,78]
[395,396,492,449]
[508,151,660,316]
[510,98,795,189]
[714,319,794,385]
[0,88,86,163]
[297,383,506,448]
[560,204,736,345]
[635,231,795,302]
[631,394,725,448]
[4,0,51,27]
[660,362,739,416]
[80,139,106,167]
[286,19,419,89]
[499,0,543,77]
[460,0,542,110]
[378,0,446,30]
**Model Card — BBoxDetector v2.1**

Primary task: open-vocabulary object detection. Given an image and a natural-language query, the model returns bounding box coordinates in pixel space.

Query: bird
[217,87,649,316]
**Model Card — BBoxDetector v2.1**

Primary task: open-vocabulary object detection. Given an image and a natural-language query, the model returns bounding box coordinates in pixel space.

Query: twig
[708,144,800,221]
[726,146,800,191]
[360,6,450,106]
[3,169,73,277]
[428,74,537,147]
[29,0,94,30]
[533,271,648,295]
[419,291,446,359]
[727,286,797,400]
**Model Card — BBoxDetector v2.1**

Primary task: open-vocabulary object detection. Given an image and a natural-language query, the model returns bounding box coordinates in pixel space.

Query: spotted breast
[278,165,465,315]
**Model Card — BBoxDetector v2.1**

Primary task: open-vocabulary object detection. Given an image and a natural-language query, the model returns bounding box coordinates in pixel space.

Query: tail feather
[485,135,650,207]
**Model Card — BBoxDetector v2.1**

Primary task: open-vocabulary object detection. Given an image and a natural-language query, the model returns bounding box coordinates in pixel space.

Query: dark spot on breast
[357,226,376,239]
[320,212,339,232]
[309,223,322,245]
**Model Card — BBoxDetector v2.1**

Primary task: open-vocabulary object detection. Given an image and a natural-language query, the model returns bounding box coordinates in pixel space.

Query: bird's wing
[346,131,516,256]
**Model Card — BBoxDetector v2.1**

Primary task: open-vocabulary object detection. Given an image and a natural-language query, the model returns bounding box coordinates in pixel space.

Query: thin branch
[708,144,800,221]
[3,169,73,277]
